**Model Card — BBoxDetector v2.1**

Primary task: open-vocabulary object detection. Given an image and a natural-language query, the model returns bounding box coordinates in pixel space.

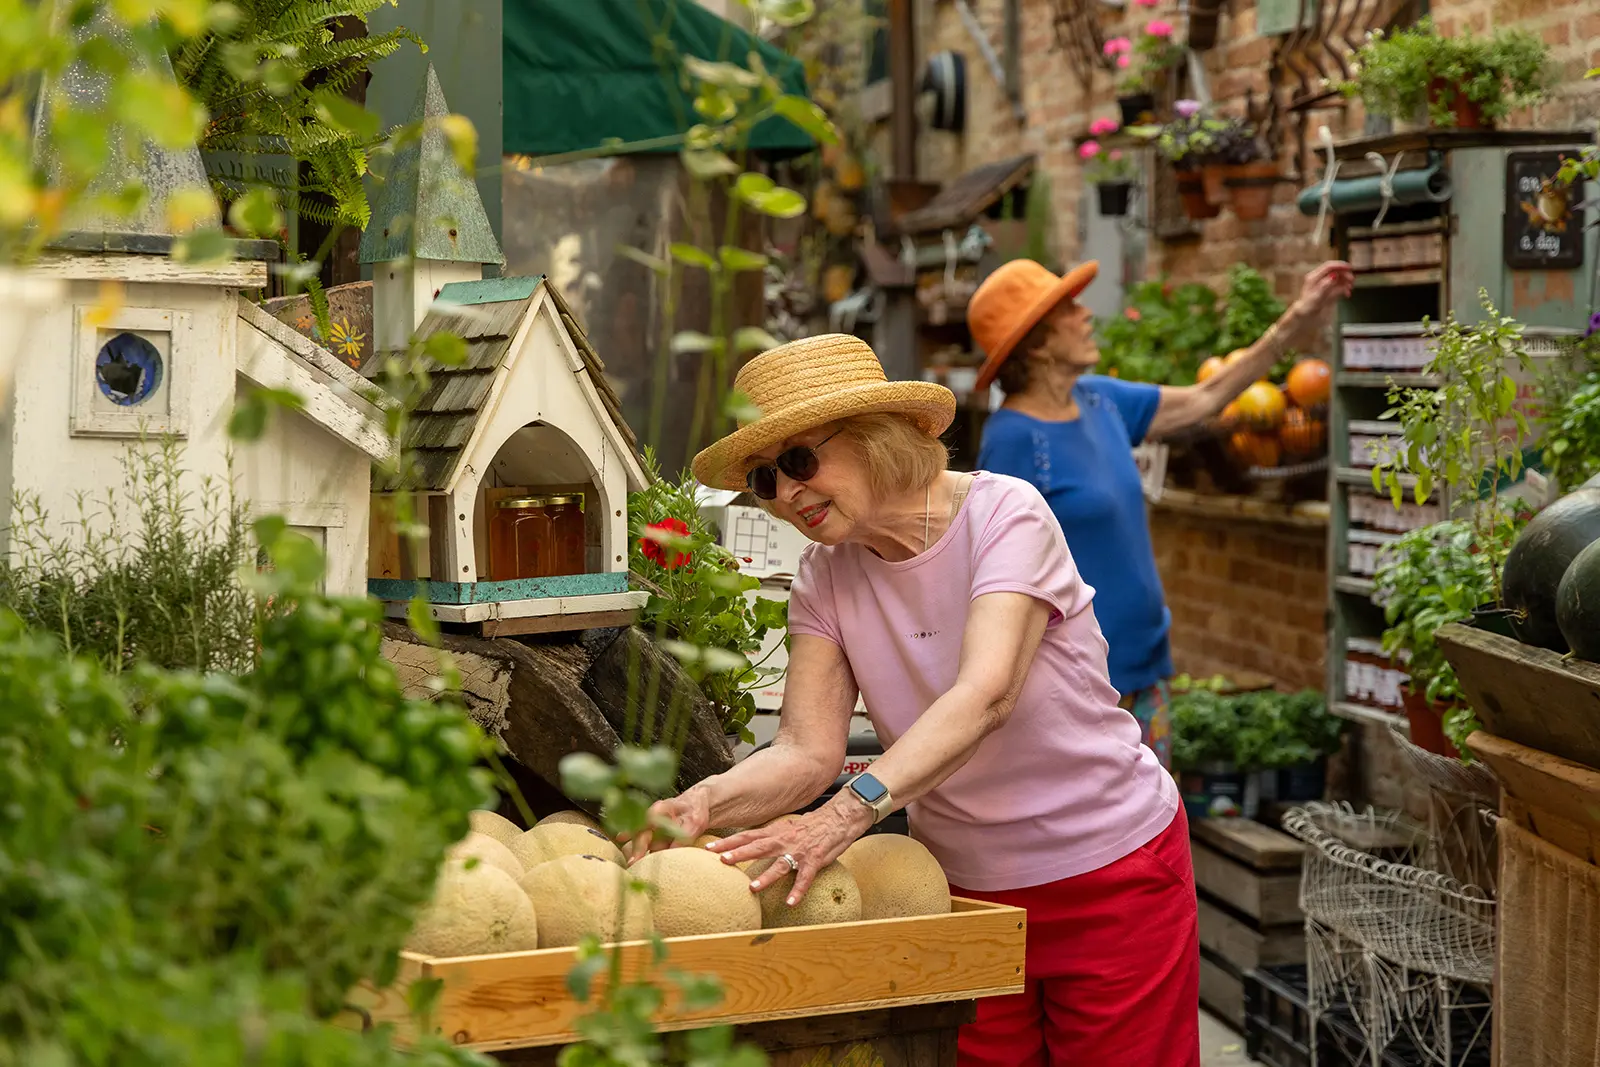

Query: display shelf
[1335,371,1441,389]
[1333,575,1376,598]
[1351,267,1443,289]
[1334,465,1416,489]
[1331,701,1409,730]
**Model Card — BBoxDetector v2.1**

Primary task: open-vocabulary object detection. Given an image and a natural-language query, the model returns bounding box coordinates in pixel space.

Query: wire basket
[1283,803,1495,985]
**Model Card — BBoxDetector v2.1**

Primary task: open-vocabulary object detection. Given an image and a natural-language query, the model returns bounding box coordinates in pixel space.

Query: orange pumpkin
[1223,348,1250,366]
[1234,380,1288,431]
[1286,358,1332,408]
[1280,407,1327,457]
[1197,356,1226,383]
[1229,431,1282,470]
[1220,399,1242,427]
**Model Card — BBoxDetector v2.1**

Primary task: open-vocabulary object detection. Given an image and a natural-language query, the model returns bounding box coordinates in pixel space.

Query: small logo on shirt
[907,630,941,639]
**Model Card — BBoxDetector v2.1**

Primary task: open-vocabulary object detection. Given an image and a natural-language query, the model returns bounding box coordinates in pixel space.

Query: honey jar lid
[543,494,584,508]
[497,496,555,509]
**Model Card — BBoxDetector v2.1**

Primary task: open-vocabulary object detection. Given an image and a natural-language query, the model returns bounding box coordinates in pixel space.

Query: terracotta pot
[1097,181,1133,217]
[1201,163,1236,205]
[1225,162,1281,220]
[1118,92,1156,127]
[1427,77,1491,129]
[1401,686,1461,758]
[1187,0,1222,50]
[1175,168,1222,220]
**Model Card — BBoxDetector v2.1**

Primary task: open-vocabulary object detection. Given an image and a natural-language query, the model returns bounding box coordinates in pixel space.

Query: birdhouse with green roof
[365,271,649,635]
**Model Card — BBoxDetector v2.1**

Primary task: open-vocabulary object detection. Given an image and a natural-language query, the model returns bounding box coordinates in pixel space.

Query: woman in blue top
[967,258,1352,769]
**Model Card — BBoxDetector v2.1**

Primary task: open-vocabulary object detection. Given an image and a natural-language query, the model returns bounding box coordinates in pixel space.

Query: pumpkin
[1286,358,1332,408]
[1223,348,1249,366]
[1279,407,1326,457]
[1229,431,1281,470]
[1197,356,1226,383]
[1220,400,1242,428]
[1234,380,1288,431]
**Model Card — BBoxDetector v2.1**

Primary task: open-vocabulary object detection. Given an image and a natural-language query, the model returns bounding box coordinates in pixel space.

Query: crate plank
[1439,623,1600,771]
[1191,818,1307,871]
[350,897,1025,1052]
[1192,842,1303,926]
[1199,949,1246,1030]
[1198,898,1306,973]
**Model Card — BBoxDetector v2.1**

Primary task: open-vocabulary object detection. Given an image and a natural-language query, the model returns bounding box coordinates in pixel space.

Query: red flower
[641,517,691,569]
[1124,307,1142,322]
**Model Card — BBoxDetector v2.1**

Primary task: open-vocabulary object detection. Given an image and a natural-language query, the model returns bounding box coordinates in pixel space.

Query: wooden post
[888,0,917,180]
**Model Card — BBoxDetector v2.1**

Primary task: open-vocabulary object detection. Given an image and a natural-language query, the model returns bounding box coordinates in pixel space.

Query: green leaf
[773,93,839,144]
[723,389,763,423]
[732,326,780,353]
[172,227,230,264]
[559,752,616,800]
[719,246,769,273]
[616,745,679,794]
[734,172,776,199]
[744,187,807,219]
[753,0,817,26]
[226,187,283,239]
[423,332,467,366]
[228,392,268,442]
[406,596,442,646]
[117,72,206,150]
[616,244,670,275]
[693,85,739,125]
[565,952,607,1002]
[1496,374,1517,416]
[683,55,762,89]
[682,149,740,180]
[313,91,381,141]
[669,243,719,270]
[670,331,720,355]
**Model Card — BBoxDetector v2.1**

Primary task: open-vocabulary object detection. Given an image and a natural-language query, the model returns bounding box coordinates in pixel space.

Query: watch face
[853,774,888,804]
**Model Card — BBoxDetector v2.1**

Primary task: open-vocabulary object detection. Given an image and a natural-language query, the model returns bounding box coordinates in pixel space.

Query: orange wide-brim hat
[968,259,1099,392]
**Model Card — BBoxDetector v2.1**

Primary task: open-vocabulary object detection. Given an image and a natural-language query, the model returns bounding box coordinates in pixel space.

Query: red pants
[951,806,1200,1067]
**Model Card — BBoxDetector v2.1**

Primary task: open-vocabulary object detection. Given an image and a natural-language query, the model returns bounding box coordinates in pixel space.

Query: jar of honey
[488,493,587,581]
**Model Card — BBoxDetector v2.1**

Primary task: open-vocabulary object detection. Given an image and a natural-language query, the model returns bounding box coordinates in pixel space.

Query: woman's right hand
[620,786,712,865]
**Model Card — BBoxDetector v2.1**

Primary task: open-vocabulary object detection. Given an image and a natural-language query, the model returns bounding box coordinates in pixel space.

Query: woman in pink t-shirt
[628,334,1198,1067]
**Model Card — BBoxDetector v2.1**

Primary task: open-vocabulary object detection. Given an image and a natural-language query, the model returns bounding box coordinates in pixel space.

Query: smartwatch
[845,771,895,824]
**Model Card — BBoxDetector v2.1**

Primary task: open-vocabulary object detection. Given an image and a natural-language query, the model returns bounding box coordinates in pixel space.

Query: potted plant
[1147,100,1229,220]
[1210,123,1280,221]
[1335,18,1553,130]
[1080,136,1139,218]
[1106,19,1183,126]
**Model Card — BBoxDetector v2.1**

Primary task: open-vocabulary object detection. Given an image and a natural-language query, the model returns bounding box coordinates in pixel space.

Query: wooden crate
[1191,818,1307,1030]
[348,897,1026,1054]
[1438,622,1600,771]
[1467,729,1600,864]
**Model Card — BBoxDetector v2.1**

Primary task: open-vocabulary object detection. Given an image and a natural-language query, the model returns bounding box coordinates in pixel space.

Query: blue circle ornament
[95,332,164,406]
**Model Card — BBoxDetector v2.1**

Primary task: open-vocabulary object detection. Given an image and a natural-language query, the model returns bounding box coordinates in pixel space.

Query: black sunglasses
[746,430,840,500]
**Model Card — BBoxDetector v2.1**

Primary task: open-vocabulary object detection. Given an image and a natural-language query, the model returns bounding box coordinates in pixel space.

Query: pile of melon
[1499,475,1600,662]
[404,809,953,959]
[1202,352,1331,471]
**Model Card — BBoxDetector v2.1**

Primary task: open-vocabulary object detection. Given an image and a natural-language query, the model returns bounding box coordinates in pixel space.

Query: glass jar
[542,494,586,576]
[488,493,587,581]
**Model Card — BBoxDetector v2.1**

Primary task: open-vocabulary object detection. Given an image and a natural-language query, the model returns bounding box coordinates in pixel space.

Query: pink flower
[1117,54,1132,68]
[1109,149,1124,161]
[1125,307,1142,321]
[1103,36,1132,56]
[1089,117,1120,136]
[1079,140,1102,160]
[1133,0,1159,6]
[1175,98,1202,117]
[1145,19,1174,37]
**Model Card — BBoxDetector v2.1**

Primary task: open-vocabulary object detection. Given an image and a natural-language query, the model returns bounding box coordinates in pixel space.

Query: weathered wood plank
[33,250,268,287]
[1191,818,1307,871]
[1192,841,1303,925]
[350,897,1026,1052]
[1438,622,1600,771]
[1469,730,1600,863]
[480,608,639,638]
[1197,898,1306,973]
[1198,949,1246,1030]
[236,316,395,462]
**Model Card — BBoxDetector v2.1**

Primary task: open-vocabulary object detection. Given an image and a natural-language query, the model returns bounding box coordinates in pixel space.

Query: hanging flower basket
[1117,92,1156,127]
[1175,167,1221,220]
[1097,182,1134,217]
[1225,162,1282,220]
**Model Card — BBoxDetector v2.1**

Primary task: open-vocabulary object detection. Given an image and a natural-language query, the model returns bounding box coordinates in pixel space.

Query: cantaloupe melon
[635,847,760,937]
[538,809,606,834]
[691,834,723,849]
[518,853,652,948]
[746,857,862,928]
[446,831,524,880]
[836,835,951,919]
[407,861,539,958]
[510,823,625,870]
[469,808,524,847]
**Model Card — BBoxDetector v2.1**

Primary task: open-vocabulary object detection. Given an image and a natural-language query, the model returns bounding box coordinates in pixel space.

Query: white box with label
[743,580,868,714]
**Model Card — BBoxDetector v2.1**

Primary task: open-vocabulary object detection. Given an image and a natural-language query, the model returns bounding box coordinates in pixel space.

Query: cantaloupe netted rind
[746,857,862,929]
[446,830,524,880]
[537,809,606,834]
[511,823,625,870]
[407,862,539,958]
[836,835,952,919]
[635,847,761,937]
[469,808,525,847]
[519,853,652,948]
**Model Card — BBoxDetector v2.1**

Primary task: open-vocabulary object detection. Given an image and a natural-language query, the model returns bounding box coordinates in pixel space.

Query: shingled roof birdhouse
[362,70,648,636]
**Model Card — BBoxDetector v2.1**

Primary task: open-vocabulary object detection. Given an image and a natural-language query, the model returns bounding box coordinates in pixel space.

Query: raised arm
[1145,260,1353,440]
[710,590,1052,903]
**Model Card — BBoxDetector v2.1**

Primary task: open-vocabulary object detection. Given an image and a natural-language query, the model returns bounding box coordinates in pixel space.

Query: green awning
[503,0,815,159]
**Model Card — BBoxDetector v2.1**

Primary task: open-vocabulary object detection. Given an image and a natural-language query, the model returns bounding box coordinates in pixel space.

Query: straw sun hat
[969,258,1099,392]
[691,333,957,492]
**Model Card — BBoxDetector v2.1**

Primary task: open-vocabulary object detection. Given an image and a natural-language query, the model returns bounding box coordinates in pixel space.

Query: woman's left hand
[707,798,874,906]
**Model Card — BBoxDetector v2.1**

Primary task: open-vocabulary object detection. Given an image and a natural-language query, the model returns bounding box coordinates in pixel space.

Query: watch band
[845,772,894,824]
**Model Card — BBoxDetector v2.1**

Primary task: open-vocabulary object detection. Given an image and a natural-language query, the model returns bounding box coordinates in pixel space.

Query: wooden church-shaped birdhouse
[362,69,648,636]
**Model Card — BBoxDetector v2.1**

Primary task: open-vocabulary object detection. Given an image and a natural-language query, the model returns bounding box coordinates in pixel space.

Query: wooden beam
[888,0,917,179]
[1191,841,1303,926]
[32,252,267,288]
[1190,817,1307,872]
[479,608,639,638]
[237,317,396,463]
[237,299,394,407]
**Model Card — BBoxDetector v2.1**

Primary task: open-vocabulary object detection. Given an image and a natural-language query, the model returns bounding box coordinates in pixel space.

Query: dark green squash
[1501,488,1600,652]
[1558,537,1600,662]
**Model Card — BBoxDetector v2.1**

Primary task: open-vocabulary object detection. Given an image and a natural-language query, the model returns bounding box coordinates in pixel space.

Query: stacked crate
[1191,818,1306,1029]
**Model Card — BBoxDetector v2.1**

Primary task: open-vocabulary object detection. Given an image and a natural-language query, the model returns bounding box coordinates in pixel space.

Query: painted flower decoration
[329,319,365,365]
[1175,98,1203,118]
[1103,36,1132,56]
[1089,117,1120,136]
[1145,19,1174,37]
[641,517,692,569]
[1078,140,1103,161]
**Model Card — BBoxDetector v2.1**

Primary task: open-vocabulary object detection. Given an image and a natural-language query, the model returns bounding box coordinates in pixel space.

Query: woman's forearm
[837,679,1002,816]
[1201,308,1303,414]
[688,739,840,830]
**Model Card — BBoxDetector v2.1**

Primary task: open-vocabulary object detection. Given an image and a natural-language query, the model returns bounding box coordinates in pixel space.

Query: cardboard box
[697,490,814,581]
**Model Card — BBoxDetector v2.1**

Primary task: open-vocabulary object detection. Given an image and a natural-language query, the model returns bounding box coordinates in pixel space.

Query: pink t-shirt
[787,471,1179,892]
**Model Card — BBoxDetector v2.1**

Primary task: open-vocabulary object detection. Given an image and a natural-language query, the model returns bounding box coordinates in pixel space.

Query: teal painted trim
[437,275,543,306]
[369,571,629,604]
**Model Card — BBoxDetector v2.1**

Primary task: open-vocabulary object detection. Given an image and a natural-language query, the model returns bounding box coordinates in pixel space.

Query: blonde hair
[836,412,950,498]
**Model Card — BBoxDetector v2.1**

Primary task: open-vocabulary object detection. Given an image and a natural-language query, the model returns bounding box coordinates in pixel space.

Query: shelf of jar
[1330,700,1409,730]
[1335,371,1441,389]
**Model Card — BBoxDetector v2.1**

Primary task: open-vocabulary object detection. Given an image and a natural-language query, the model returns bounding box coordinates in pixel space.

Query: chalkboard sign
[1504,150,1585,270]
